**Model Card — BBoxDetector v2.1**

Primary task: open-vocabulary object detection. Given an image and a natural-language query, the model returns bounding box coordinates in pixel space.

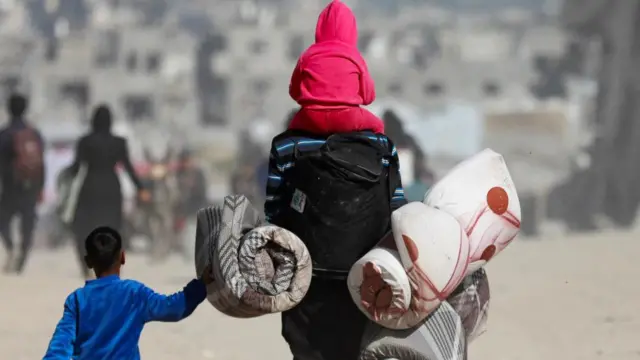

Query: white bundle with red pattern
[348,202,470,329]
[348,148,520,330]
[424,148,521,275]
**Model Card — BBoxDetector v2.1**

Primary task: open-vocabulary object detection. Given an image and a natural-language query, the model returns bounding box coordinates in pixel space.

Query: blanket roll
[348,203,470,330]
[347,245,417,329]
[448,268,490,343]
[195,195,312,318]
[359,301,466,360]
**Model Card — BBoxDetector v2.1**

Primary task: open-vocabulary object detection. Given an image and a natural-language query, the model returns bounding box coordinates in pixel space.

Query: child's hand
[200,264,214,285]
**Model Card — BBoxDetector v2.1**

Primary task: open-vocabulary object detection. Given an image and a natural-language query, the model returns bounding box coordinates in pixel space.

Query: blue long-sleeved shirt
[43,275,207,360]
[264,130,407,223]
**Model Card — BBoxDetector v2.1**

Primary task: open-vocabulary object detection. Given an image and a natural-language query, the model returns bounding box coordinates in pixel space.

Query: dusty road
[1,230,638,359]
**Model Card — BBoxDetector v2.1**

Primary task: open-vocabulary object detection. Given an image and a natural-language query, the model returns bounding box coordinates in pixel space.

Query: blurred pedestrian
[404,164,436,202]
[175,148,207,219]
[0,93,45,274]
[64,105,149,279]
[175,148,207,259]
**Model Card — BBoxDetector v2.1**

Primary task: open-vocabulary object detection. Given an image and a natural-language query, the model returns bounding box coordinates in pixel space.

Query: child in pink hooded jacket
[288,0,385,135]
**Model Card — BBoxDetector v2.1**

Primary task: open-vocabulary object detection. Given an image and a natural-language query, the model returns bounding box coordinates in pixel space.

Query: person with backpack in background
[0,93,45,274]
[404,164,436,202]
[264,2,406,359]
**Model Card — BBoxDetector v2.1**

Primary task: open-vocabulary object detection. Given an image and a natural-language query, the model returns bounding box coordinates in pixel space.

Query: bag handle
[380,135,400,211]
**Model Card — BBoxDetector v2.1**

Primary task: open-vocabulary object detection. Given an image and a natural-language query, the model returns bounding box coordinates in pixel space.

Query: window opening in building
[388,83,403,94]
[146,53,162,73]
[1,76,20,94]
[424,82,445,95]
[358,31,374,53]
[249,39,268,54]
[200,77,228,126]
[123,95,154,122]
[45,39,59,62]
[59,82,90,108]
[288,35,305,61]
[94,31,120,68]
[482,81,501,97]
[126,52,137,71]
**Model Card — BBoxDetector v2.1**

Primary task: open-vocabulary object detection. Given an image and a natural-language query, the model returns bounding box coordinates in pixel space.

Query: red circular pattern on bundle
[360,262,392,318]
[487,186,509,215]
[480,245,496,261]
[402,234,420,262]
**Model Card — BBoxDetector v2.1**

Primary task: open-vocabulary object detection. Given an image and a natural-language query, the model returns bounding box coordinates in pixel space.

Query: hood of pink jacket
[289,0,376,107]
[314,0,358,45]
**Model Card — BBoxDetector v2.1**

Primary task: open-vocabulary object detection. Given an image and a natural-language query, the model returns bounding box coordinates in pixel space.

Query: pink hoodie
[289,0,376,107]
[288,0,384,134]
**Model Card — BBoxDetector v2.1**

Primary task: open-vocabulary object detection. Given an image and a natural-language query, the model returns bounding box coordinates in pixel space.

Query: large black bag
[278,133,400,277]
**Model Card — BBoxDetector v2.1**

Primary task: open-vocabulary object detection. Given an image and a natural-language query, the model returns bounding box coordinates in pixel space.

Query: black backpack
[278,133,400,277]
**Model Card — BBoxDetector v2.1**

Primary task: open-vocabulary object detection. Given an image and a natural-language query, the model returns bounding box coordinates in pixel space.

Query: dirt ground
[1,230,638,359]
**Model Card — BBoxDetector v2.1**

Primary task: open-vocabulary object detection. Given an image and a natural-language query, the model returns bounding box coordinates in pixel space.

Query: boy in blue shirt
[43,226,212,359]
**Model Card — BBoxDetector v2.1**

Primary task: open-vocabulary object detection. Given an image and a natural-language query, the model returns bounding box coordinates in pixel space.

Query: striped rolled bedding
[359,301,467,360]
[195,195,312,318]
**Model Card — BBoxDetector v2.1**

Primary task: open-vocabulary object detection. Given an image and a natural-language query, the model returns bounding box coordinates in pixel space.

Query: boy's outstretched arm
[141,279,208,323]
[43,294,77,359]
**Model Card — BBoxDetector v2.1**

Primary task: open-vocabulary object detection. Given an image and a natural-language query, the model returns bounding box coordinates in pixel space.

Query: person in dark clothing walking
[382,109,427,171]
[174,148,208,259]
[68,105,148,278]
[175,148,207,218]
[0,93,45,274]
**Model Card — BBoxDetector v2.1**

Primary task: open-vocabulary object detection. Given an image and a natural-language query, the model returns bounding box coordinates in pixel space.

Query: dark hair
[7,93,28,117]
[91,104,112,134]
[85,226,122,270]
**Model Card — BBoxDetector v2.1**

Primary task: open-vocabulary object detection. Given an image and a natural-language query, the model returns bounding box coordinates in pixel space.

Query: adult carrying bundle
[195,195,312,317]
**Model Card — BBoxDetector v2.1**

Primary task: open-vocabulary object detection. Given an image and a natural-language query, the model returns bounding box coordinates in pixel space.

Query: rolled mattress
[448,268,490,343]
[195,195,312,318]
[359,301,466,360]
